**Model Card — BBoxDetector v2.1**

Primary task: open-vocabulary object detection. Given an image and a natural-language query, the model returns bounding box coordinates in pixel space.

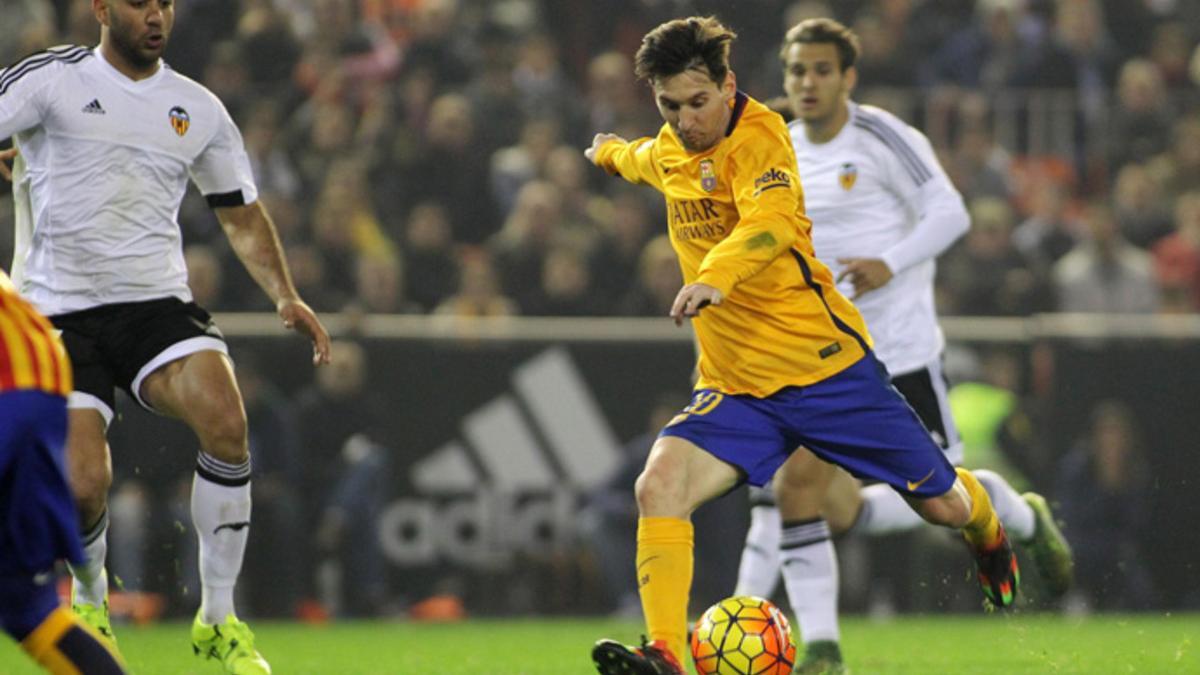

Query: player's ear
[92,0,110,26]
[844,66,858,95]
[722,71,737,100]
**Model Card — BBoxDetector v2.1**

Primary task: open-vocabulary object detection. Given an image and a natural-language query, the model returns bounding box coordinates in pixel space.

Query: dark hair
[780,18,860,71]
[634,16,737,84]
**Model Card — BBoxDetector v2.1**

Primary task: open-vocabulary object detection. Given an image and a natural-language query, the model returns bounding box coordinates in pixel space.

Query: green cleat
[1022,492,1075,599]
[794,640,847,674]
[71,586,118,650]
[192,613,272,675]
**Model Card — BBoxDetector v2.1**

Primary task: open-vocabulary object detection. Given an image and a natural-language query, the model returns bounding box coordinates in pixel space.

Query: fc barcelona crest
[169,106,190,137]
[699,159,717,192]
[838,162,857,190]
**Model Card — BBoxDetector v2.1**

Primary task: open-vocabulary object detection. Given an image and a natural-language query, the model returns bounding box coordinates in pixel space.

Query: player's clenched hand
[836,257,893,299]
[0,148,17,182]
[278,298,332,365]
[670,283,723,326]
[584,133,626,165]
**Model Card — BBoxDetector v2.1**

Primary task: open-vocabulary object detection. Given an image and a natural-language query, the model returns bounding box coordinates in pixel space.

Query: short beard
[109,19,162,69]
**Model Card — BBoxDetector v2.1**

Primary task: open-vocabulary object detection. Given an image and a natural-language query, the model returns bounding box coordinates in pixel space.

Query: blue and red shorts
[659,352,956,496]
[0,390,83,577]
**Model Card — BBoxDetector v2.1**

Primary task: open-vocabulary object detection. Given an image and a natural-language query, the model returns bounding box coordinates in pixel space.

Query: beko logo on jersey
[169,106,190,136]
[81,99,105,115]
[753,167,791,196]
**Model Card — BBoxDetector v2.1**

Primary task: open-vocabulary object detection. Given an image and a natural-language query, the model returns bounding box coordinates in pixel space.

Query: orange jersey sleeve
[598,94,872,397]
[0,271,72,396]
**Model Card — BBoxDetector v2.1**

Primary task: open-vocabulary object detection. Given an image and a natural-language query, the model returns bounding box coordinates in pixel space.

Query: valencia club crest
[169,106,190,137]
[838,162,857,190]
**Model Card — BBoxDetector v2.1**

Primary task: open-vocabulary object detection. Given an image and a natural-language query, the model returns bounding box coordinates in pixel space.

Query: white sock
[849,483,925,536]
[735,501,782,599]
[779,519,839,644]
[973,469,1035,542]
[67,509,109,606]
[192,454,252,624]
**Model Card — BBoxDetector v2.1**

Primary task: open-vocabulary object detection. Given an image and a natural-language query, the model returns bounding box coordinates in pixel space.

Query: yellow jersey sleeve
[594,136,664,191]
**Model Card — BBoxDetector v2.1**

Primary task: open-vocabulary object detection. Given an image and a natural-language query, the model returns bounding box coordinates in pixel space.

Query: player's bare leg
[594,436,739,675]
[772,449,845,675]
[141,350,269,674]
[64,408,117,647]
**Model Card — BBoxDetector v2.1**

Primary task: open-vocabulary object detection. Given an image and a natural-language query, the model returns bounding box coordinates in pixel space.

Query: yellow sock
[22,607,125,674]
[956,468,1002,549]
[637,516,694,664]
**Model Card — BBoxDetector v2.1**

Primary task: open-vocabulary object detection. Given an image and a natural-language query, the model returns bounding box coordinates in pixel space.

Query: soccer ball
[691,595,796,675]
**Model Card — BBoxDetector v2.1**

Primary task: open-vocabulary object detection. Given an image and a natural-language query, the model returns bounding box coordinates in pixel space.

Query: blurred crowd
[4,0,1199,318]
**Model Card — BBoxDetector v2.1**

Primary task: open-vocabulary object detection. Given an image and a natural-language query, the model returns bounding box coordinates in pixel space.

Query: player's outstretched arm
[215,201,332,365]
[0,147,16,182]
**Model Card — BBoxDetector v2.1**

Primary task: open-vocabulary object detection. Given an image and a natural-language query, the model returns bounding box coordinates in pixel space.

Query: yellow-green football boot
[192,613,271,674]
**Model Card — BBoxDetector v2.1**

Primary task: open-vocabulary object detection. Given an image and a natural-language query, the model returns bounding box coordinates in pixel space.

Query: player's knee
[197,404,248,464]
[69,463,112,520]
[634,462,682,516]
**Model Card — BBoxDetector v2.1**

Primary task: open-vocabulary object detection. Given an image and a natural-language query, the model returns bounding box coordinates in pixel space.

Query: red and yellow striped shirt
[0,270,72,396]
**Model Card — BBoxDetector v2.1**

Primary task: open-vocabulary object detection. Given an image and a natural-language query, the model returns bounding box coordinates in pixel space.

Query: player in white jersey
[733,19,1074,674]
[0,2,331,673]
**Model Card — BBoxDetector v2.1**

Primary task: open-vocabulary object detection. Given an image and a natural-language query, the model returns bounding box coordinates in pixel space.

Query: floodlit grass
[2,613,1197,673]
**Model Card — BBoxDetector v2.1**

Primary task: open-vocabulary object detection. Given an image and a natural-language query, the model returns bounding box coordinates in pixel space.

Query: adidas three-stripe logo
[81,98,105,114]
[411,347,623,492]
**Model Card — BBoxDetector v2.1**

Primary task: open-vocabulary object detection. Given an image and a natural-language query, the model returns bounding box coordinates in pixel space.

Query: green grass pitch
[2,614,1196,673]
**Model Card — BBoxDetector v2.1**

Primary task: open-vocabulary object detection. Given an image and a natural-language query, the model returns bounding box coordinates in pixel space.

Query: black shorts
[890,358,962,464]
[49,297,228,424]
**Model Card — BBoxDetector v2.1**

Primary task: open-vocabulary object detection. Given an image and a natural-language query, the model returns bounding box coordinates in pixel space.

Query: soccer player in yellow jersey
[0,270,126,674]
[585,17,1018,675]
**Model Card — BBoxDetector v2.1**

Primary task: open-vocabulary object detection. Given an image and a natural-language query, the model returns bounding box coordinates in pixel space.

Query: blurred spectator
[526,244,595,316]
[464,22,523,155]
[948,347,1038,487]
[490,180,566,312]
[939,197,1044,315]
[184,244,224,309]
[590,191,656,303]
[1107,58,1174,170]
[490,117,561,216]
[394,93,498,243]
[944,122,1013,202]
[922,0,1041,90]
[1151,191,1200,312]
[351,254,421,315]
[243,100,303,202]
[402,202,459,312]
[1053,201,1160,313]
[1148,116,1200,203]
[434,249,518,317]
[511,32,583,135]
[584,51,658,140]
[1055,400,1159,611]
[1112,162,1173,248]
[295,341,392,616]
[1012,177,1076,270]
[1146,21,1194,88]
[618,235,682,317]
[235,1,302,90]
[0,0,57,67]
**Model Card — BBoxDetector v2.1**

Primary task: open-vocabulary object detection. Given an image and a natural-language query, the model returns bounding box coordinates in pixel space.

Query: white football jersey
[790,102,969,376]
[0,46,258,315]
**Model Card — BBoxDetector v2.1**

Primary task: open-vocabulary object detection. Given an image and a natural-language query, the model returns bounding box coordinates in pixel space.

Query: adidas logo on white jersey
[81,99,105,115]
